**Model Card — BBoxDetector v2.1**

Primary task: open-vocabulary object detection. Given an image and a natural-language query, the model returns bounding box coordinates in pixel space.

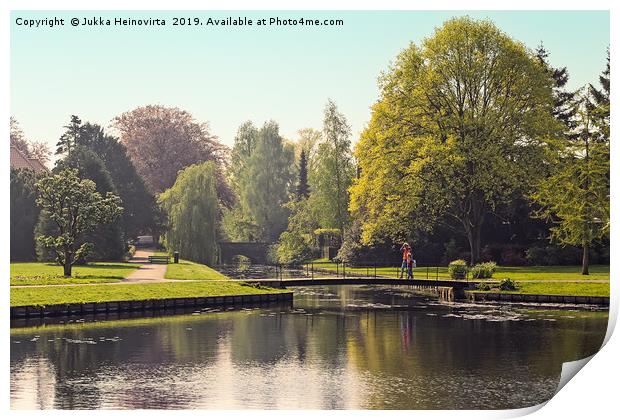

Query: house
[10,146,48,173]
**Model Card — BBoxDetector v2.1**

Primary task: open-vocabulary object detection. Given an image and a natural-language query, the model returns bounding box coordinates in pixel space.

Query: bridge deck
[247,277,472,288]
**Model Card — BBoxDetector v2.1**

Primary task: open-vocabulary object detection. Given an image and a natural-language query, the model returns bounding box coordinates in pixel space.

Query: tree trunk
[581,242,590,275]
[63,252,72,277]
[465,221,482,266]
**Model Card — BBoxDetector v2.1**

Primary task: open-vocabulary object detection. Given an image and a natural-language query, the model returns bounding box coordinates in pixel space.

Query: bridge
[218,242,271,264]
[248,277,472,289]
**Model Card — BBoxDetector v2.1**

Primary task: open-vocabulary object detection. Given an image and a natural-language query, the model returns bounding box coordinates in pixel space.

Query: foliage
[112,105,230,200]
[35,169,123,276]
[308,100,355,234]
[229,121,259,193]
[448,259,468,279]
[10,168,41,261]
[531,93,609,274]
[55,145,126,261]
[470,262,497,279]
[56,115,83,157]
[296,149,310,200]
[76,122,158,239]
[273,230,313,265]
[126,245,137,260]
[349,17,558,264]
[525,244,582,266]
[159,162,220,266]
[220,206,260,242]
[273,199,317,265]
[476,282,491,291]
[499,278,518,291]
[10,117,51,165]
[335,220,373,264]
[238,121,295,242]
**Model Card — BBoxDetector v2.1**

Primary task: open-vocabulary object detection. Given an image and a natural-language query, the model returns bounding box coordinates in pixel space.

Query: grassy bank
[165,259,228,280]
[10,262,139,286]
[498,282,610,297]
[10,281,283,307]
[311,260,610,282]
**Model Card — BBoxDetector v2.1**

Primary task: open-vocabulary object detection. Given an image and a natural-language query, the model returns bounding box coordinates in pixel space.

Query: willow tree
[350,17,558,264]
[159,161,220,265]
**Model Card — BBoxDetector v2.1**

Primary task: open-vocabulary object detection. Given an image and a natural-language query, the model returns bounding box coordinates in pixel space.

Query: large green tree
[350,17,558,264]
[36,169,123,276]
[239,121,295,242]
[159,162,220,265]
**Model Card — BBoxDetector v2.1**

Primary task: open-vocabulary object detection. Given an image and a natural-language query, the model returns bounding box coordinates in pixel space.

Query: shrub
[476,282,491,291]
[273,230,313,266]
[499,278,518,291]
[125,245,136,261]
[500,246,527,265]
[448,259,468,279]
[470,261,497,279]
[525,246,547,265]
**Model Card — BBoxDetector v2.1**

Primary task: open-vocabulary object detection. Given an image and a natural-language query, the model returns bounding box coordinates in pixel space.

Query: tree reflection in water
[10,285,608,409]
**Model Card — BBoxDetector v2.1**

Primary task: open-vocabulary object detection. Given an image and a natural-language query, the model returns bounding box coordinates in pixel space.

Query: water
[10,285,608,409]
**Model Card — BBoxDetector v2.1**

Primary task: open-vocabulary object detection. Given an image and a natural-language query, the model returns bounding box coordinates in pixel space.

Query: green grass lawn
[10,280,283,307]
[165,259,229,280]
[10,262,140,286]
[497,282,610,297]
[311,260,610,281]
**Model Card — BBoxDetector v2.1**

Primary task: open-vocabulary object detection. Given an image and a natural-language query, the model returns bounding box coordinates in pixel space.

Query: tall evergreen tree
[588,49,610,142]
[536,44,579,136]
[77,122,158,239]
[56,115,83,157]
[296,149,310,200]
[532,94,609,275]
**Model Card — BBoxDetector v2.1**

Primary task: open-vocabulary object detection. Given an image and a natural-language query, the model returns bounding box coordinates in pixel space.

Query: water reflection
[10,285,608,409]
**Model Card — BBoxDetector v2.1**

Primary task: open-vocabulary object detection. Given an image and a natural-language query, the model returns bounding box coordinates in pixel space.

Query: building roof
[10,146,48,173]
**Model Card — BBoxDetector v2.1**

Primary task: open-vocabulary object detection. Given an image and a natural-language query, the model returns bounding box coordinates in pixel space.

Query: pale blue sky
[11,10,609,152]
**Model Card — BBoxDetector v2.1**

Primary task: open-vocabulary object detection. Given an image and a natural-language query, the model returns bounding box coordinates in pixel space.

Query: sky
[10,10,610,153]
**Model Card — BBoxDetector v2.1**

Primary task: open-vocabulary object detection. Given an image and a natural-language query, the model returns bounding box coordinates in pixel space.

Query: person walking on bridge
[399,243,410,279]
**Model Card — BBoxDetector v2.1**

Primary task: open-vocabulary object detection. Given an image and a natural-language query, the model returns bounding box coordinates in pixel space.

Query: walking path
[122,248,171,283]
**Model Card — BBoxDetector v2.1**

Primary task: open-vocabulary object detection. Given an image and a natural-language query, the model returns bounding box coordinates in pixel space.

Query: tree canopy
[112,105,230,201]
[35,169,123,276]
[350,17,559,264]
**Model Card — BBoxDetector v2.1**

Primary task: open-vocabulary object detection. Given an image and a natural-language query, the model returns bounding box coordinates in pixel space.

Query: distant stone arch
[218,242,271,264]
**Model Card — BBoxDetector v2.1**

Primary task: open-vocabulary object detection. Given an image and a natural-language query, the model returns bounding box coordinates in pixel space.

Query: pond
[10,285,608,409]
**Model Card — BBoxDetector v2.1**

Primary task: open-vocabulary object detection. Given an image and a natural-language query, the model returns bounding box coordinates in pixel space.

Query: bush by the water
[448,259,468,279]
[499,278,518,291]
[470,261,497,279]
[476,282,491,291]
[272,230,313,265]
